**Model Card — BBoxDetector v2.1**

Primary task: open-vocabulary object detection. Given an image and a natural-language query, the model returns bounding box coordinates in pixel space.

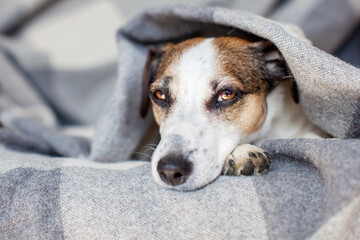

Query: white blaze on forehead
[159,38,219,148]
[172,38,217,107]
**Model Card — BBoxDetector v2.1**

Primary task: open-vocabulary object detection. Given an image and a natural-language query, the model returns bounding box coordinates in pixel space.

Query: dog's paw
[222,144,271,176]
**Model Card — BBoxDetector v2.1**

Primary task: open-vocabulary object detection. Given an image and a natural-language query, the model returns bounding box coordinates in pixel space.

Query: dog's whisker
[144,150,155,156]
[131,151,152,160]
[140,145,156,152]
[143,148,155,156]
[282,75,293,80]
[144,147,156,151]
[143,145,156,149]
[141,144,158,154]
[145,144,158,147]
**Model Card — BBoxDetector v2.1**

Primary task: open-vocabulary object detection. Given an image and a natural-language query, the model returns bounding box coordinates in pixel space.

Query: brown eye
[218,89,237,102]
[154,90,166,101]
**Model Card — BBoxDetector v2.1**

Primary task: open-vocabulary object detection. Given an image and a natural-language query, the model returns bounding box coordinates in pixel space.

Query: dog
[140,36,323,191]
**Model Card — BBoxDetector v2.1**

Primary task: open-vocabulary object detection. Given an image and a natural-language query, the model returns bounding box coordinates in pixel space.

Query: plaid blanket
[1,0,360,239]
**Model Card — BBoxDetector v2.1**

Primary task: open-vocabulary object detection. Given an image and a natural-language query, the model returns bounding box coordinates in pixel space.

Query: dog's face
[141,37,289,191]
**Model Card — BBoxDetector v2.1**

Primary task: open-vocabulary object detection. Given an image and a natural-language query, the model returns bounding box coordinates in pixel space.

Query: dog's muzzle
[157,154,193,186]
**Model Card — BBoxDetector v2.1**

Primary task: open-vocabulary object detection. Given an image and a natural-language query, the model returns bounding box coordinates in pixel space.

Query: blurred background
[0,0,359,134]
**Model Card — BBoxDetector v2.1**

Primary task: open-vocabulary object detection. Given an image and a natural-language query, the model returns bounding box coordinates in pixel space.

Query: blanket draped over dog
[1,1,360,239]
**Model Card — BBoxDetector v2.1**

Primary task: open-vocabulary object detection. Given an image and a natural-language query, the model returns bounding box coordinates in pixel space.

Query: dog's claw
[229,159,235,168]
[223,144,271,176]
[240,160,255,175]
[264,151,272,159]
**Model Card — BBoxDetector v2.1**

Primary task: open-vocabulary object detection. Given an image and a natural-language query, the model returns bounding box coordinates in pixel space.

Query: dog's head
[141,37,292,191]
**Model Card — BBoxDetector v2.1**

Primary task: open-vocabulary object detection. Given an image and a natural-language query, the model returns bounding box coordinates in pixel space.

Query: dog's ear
[140,47,157,118]
[252,41,299,103]
[140,46,168,118]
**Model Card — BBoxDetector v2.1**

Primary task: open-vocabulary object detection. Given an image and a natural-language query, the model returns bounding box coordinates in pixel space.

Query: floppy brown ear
[140,47,161,118]
[252,41,299,103]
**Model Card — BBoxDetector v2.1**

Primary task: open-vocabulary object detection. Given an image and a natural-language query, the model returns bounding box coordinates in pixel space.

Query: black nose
[157,155,193,186]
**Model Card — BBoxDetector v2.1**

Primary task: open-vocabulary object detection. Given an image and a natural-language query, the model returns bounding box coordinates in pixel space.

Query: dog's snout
[157,155,193,186]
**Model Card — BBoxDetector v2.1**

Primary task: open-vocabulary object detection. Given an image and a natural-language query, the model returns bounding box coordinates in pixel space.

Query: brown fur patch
[152,103,165,125]
[210,37,270,134]
[218,93,267,134]
[212,37,269,94]
[236,94,267,133]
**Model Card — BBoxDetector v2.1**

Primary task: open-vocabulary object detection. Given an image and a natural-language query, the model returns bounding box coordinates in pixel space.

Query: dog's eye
[154,90,166,101]
[218,89,237,102]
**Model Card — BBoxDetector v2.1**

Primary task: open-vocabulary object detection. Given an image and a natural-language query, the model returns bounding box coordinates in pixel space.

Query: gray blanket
[1,0,360,239]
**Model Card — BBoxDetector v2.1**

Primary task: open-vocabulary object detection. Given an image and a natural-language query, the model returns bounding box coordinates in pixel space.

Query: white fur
[261,81,323,140]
